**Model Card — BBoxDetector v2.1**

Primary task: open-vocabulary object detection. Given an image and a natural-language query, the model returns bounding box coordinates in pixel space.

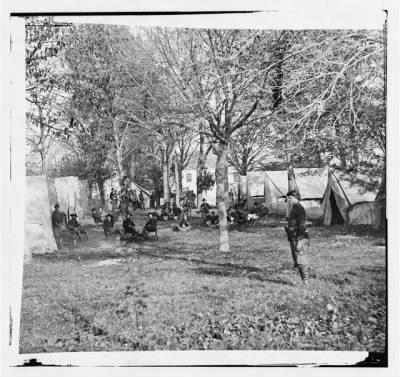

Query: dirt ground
[20,211,386,353]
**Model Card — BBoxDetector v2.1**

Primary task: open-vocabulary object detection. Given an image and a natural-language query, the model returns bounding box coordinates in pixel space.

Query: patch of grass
[20,214,386,353]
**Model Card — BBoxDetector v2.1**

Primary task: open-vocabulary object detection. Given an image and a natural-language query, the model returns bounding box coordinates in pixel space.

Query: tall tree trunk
[174,154,181,206]
[128,153,135,182]
[196,121,212,203]
[97,178,106,208]
[39,150,46,175]
[334,122,347,168]
[88,181,93,209]
[161,145,170,203]
[113,119,124,186]
[216,142,229,253]
[287,164,299,217]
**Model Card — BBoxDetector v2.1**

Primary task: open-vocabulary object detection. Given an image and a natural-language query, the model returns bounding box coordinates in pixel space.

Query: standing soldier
[150,191,155,209]
[228,188,235,207]
[51,204,66,249]
[285,190,310,285]
[139,191,145,210]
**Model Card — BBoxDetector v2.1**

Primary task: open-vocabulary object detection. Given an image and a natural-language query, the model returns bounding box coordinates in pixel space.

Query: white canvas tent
[25,176,58,259]
[321,169,380,225]
[53,176,89,218]
[264,167,328,211]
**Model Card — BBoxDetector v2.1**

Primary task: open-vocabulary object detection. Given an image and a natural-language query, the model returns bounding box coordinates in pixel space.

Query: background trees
[25,21,386,252]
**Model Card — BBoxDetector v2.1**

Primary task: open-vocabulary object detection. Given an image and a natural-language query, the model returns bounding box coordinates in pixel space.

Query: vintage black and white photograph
[13,10,390,365]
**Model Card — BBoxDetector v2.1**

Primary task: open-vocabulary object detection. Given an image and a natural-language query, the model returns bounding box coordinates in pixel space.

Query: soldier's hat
[105,214,112,218]
[54,204,60,209]
[70,213,78,217]
[286,190,301,200]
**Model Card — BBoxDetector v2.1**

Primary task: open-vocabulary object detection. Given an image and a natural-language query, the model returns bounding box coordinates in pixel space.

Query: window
[233,173,240,183]
[186,173,192,183]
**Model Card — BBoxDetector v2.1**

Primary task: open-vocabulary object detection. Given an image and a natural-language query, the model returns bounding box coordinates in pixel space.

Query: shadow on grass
[192,265,295,286]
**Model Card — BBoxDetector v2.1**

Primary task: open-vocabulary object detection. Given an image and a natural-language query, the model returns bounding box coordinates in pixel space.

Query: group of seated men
[51,204,89,248]
[197,198,269,226]
[160,201,190,221]
[102,212,158,241]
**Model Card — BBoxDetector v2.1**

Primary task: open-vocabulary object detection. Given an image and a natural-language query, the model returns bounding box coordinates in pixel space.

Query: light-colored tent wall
[54,176,89,218]
[25,176,58,258]
[347,200,385,227]
[264,168,327,212]
[321,170,379,225]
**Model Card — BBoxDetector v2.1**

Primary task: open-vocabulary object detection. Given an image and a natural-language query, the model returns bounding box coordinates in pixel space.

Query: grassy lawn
[20,212,386,353]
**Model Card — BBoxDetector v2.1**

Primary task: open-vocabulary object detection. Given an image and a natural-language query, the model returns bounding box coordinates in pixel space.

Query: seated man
[235,208,247,224]
[103,214,114,238]
[258,203,269,218]
[122,213,140,240]
[199,198,211,223]
[68,213,88,244]
[161,203,172,221]
[91,208,103,225]
[172,203,182,219]
[142,213,158,239]
[173,212,191,232]
[227,207,236,224]
[247,202,260,224]
[206,211,219,226]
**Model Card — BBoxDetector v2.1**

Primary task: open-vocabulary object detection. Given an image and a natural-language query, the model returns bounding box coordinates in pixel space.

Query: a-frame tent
[25,176,58,260]
[321,169,379,225]
[264,167,328,211]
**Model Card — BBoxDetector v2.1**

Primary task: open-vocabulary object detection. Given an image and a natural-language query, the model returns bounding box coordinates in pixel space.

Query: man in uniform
[68,213,88,245]
[51,204,66,249]
[139,191,145,210]
[103,214,115,238]
[285,190,310,285]
[122,213,140,240]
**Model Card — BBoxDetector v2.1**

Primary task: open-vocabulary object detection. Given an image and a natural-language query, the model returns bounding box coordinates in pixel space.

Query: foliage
[197,170,216,193]
[25,17,72,174]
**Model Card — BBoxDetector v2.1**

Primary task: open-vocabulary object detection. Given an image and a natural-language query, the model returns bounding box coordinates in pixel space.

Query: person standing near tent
[139,191,145,210]
[285,190,310,285]
[228,188,235,207]
[150,191,155,209]
[51,204,66,249]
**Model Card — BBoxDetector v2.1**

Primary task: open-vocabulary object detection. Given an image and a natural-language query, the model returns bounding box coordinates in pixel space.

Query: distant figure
[200,198,210,214]
[91,208,102,225]
[172,202,182,219]
[142,213,158,239]
[247,202,260,223]
[228,189,235,206]
[68,213,88,245]
[206,211,219,225]
[110,188,116,201]
[199,198,211,223]
[122,213,139,240]
[51,204,66,249]
[150,191,155,209]
[173,212,191,232]
[258,203,269,218]
[161,202,172,221]
[139,191,145,210]
[98,207,104,221]
[103,214,114,238]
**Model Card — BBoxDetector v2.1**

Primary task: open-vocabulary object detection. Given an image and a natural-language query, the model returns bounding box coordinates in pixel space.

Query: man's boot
[298,265,309,285]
